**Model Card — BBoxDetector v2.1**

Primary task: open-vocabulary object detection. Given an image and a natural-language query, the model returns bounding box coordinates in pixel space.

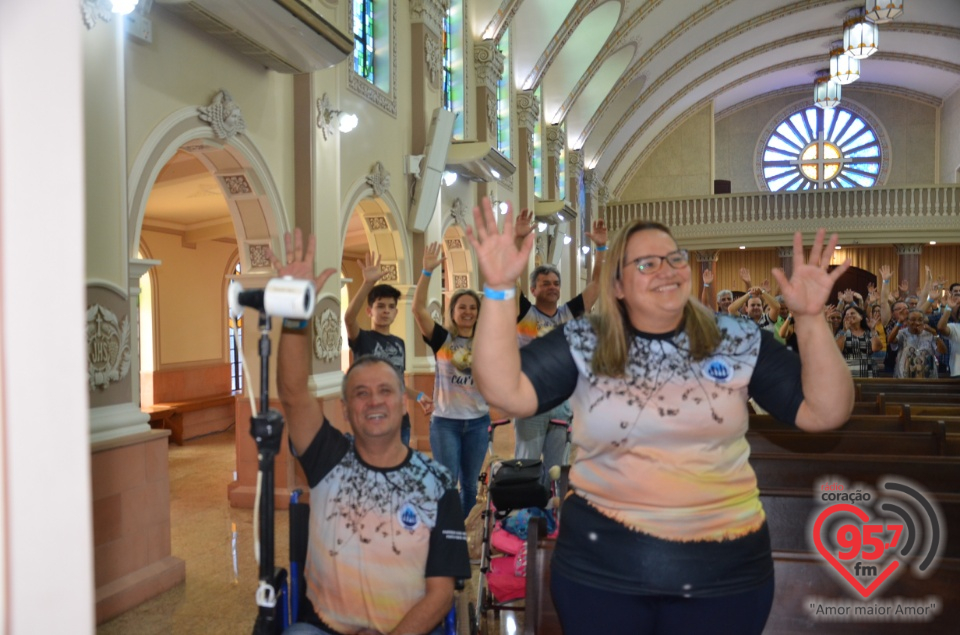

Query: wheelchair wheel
[467,601,478,635]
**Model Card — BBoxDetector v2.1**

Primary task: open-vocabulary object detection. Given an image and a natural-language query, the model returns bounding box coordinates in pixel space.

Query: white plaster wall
[941,87,960,184]
[619,102,714,201]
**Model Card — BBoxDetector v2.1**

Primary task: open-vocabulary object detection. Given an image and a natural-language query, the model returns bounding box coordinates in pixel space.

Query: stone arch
[339,168,412,285]
[127,106,288,275]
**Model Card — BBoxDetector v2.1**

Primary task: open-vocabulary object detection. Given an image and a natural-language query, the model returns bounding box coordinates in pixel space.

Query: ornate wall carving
[366,162,391,198]
[313,308,341,363]
[198,90,246,140]
[474,41,505,93]
[450,198,467,227]
[410,0,449,38]
[545,125,564,159]
[425,35,443,86]
[87,304,131,391]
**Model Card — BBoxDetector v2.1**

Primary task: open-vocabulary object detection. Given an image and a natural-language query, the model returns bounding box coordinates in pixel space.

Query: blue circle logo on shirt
[398,502,420,531]
[702,358,733,383]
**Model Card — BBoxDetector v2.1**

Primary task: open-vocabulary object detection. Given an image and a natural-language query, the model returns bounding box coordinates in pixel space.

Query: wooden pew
[747,429,950,456]
[751,453,960,494]
[144,394,236,445]
[855,378,960,400]
[523,517,559,635]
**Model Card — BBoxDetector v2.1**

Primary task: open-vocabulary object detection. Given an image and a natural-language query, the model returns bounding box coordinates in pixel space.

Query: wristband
[703,283,711,287]
[595,245,608,252]
[416,391,425,402]
[483,285,516,301]
[944,306,952,313]
[422,269,432,277]
[282,319,308,330]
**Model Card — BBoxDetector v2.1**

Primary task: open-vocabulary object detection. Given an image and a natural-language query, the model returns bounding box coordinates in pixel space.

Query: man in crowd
[274,230,470,635]
[699,268,733,315]
[727,286,780,327]
[343,252,433,446]
[512,210,606,473]
[937,283,960,377]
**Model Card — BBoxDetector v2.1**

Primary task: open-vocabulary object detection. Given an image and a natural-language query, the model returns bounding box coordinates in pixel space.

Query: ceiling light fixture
[814,70,841,109]
[537,222,548,232]
[865,0,903,24]
[843,7,879,59]
[581,246,591,255]
[442,171,458,186]
[829,40,860,85]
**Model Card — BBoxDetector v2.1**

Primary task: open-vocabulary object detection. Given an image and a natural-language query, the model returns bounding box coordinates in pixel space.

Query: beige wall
[619,102,714,201]
[715,89,938,193]
[941,87,960,184]
[141,230,237,366]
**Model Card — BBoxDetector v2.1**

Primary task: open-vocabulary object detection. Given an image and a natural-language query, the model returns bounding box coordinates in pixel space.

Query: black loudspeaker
[714,179,731,194]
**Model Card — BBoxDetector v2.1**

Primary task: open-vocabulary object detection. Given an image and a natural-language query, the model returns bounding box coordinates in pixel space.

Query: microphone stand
[252,312,287,635]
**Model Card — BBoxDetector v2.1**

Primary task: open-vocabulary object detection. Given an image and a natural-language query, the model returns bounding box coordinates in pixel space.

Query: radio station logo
[805,477,945,622]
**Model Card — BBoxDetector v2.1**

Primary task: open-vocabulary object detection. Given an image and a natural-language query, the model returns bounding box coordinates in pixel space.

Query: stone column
[473,39,503,145]
[895,244,922,296]
[545,124,564,201]
[515,89,540,210]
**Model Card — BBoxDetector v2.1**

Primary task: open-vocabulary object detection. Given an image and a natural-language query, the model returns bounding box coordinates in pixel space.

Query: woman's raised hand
[772,229,850,318]
[465,197,533,289]
[423,241,445,273]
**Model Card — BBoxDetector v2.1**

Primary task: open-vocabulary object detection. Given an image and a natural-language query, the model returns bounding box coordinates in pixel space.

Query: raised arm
[343,252,386,341]
[917,266,934,313]
[581,218,608,311]
[513,207,535,251]
[938,295,958,336]
[759,287,780,320]
[771,229,854,432]
[878,265,892,324]
[412,242,444,341]
[467,198,539,418]
[269,229,337,455]
[739,267,752,291]
[727,290,751,316]
[701,268,716,310]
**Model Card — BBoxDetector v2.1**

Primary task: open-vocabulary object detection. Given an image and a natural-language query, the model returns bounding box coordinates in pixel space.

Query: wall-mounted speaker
[409,109,456,233]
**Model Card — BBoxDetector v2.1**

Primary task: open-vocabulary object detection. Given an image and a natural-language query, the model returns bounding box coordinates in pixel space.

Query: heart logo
[812,503,901,599]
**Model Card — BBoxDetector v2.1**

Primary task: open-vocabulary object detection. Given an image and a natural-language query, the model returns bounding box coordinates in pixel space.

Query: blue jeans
[515,402,571,478]
[429,414,490,516]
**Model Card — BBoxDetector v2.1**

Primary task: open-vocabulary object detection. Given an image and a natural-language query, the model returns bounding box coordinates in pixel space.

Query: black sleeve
[296,420,351,488]
[347,328,368,355]
[425,489,472,580]
[748,330,804,427]
[423,323,448,354]
[519,327,579,414]
[566,294,586,319]
[517,294,532,323]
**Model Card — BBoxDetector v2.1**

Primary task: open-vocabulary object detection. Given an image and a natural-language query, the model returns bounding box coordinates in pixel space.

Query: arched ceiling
[476,0,960,197]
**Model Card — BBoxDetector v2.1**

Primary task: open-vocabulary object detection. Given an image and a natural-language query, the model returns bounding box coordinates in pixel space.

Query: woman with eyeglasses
[467,200,855,635]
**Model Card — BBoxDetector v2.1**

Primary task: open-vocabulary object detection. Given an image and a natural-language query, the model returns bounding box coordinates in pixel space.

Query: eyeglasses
[623,249,689,275]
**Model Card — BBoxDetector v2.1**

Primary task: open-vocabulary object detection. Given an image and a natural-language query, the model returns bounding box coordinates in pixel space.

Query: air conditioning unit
[446,141,516,183]
[156,0,352,73]
[534,199,576,224]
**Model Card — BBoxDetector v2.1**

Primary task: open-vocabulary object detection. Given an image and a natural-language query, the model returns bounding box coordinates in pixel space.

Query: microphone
[228,278,316,320]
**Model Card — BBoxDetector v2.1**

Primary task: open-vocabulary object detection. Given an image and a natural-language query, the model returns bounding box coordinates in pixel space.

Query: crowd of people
[267,202,959,634]
[703,263,960,380]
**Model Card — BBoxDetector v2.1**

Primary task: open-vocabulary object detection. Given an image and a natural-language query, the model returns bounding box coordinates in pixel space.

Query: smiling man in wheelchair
[275,231,470,635]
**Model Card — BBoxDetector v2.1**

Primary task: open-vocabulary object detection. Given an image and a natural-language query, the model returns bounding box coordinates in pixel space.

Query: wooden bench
[143,394,235,445]
[855,378,960,399]
[751,453,960,494]
[747,429,952,456]
[523,516,559,635]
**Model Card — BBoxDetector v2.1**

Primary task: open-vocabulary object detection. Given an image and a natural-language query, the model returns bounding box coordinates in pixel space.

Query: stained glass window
[353,0,374,82]
[762,106,881,191]
[443,1,464,139]
[497,30,511,158]
[533,86,543,198]
[557,122,566,201]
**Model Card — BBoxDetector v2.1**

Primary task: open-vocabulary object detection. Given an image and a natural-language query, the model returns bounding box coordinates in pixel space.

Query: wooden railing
[604,185,960,249]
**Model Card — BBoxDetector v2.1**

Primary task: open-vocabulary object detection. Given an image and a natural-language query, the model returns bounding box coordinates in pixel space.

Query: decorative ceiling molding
[477,0,522,45]
[474,41,505,93]
[576,0,842,148]
[607,52,824,189]
[517,0,600,93]
[198,90,246,140]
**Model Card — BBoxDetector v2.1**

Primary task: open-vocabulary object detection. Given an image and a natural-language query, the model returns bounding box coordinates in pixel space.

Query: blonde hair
[590,220,721,377]
[446,289,481,338]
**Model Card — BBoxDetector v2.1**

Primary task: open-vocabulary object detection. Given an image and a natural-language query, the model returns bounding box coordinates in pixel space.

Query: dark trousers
[551,569,774,635]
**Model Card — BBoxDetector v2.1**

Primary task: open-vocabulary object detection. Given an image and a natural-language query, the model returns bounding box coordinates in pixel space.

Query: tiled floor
[97,425,518,634]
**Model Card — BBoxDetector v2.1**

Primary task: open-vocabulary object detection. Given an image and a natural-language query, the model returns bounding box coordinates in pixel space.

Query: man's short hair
[717,289,733,300]
[367,284,401,307]
[905,294,919,303]
[341,355,405,400]
[950,282,960,293]
[529,264,561,290]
